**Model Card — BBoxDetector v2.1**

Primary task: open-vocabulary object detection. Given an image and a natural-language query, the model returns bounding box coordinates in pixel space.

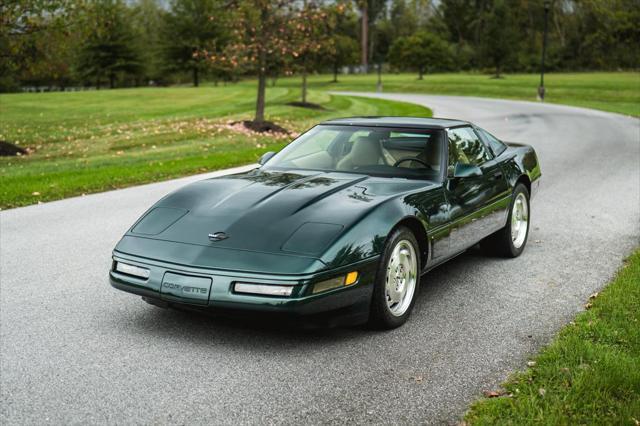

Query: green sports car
[110,117,541,328]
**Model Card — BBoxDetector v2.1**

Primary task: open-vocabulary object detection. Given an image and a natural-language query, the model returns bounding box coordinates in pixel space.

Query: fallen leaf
[538,388,546,397]
[585,302,593,309]
[413,375,423,384]
[527,361,536,367]
[32,191,40,196]
[589,292,599,300]
[483,390,503,398]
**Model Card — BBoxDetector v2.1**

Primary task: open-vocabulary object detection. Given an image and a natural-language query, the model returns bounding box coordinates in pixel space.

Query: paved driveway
[1,94,638,424]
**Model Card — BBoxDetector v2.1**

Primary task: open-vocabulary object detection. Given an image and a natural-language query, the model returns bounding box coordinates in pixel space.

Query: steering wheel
[393,157,430,168]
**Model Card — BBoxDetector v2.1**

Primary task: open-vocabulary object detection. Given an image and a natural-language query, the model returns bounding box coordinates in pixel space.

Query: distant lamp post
[538,0,551,101]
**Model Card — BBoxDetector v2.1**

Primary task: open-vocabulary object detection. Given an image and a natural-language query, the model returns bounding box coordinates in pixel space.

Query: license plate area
[161,272,212,305]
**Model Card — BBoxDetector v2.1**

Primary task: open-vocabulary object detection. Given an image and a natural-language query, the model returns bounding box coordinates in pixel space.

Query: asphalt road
[1,94,638,425]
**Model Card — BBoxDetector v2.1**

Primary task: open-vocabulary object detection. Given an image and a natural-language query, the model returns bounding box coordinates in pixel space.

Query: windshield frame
[262,124,447,182]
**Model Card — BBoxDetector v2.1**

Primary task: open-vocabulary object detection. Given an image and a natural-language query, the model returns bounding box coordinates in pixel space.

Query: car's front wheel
[482,183,530,257]
[369,226,421,329]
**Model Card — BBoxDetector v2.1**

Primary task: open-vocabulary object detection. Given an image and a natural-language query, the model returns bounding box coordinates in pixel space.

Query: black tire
[481,183,530,258]
[368,226,421,329]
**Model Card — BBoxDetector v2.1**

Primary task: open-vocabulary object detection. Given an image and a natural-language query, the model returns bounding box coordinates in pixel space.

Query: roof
[320,116,470,129]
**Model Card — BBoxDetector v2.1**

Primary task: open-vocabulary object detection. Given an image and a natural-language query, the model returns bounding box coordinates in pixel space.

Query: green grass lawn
[279,72,640,117]
[465,250,640,425]
[1,71,637,209]
[0,85,431,209]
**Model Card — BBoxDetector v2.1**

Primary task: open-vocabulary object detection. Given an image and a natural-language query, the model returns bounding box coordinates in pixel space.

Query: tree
[132,0,166,85]
[354,0,386,71]
[388,31,451,78]
[290,1,337,104]
[0,0,75,91]
[76,0,142,89]
[328,34,359,82]
[324,3,358,82]
[208,0,297,127]
[162,0,227,87]
[480,0,516,78]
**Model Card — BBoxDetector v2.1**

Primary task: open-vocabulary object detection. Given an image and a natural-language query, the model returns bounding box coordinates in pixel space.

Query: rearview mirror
[259,151,276,166]
[451,163,482,178]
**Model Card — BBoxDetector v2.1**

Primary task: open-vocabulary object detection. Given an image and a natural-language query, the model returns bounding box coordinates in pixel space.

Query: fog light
[115,262,150,279]
[234,282,294,297]
[312,271,359,294]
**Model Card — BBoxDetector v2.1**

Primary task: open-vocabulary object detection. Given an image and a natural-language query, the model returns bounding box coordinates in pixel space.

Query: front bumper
[109,252,378,326]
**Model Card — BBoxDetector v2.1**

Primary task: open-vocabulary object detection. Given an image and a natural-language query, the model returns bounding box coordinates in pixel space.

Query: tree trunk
[360,1,368,71]
[253,4,270,124]
[255,72,266,122]
[109,74,115,89]
[418,67,424,80]
[301,71,307,103]
[255,48,267,123]
[193,67,199,87]
[333,63,339,83]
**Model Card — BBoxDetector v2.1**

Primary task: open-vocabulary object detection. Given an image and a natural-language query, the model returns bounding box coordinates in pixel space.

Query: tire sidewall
[370,226,421,329]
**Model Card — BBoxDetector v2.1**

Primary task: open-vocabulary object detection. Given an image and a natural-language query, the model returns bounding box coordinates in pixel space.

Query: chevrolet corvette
[110,117,541,328]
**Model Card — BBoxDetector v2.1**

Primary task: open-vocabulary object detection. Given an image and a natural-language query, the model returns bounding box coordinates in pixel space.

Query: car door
[444,126,510,255]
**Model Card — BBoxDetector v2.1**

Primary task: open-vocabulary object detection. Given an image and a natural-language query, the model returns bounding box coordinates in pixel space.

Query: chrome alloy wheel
[511,192,529,249]
[385,240,418,317]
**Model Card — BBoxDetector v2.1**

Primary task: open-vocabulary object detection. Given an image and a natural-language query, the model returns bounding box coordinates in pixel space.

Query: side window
[478,128,507,157]
[447,127,492,167]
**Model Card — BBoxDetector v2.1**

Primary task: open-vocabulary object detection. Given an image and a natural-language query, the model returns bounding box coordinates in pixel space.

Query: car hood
[115,168,436,271]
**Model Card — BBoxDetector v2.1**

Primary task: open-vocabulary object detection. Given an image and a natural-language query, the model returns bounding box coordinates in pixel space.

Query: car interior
[270,126,445,179]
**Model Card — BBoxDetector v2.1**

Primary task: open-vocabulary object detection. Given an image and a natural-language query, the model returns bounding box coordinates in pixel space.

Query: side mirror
[451,163,482,178]
[258,151,276,166]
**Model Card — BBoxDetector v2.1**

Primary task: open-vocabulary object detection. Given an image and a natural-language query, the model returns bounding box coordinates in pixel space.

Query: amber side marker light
[312,271,359,294]
[345,271,359,286]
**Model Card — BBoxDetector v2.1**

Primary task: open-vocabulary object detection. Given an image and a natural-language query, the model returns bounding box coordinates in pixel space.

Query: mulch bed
[286,101,326,110]
[0,141,28,157]
[239,120,290,134]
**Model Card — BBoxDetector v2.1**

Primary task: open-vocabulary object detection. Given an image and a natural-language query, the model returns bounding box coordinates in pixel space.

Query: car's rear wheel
[369,226,421,329]
[482,183,530,257]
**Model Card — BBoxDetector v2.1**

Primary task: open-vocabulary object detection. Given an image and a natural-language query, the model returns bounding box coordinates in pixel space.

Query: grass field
[1,71,637,209]
[0,86,431,209]
[465,250,640,425]
[280,72,640,117]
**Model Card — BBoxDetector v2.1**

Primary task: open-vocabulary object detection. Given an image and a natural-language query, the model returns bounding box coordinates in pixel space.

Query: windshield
[264,125,445,179]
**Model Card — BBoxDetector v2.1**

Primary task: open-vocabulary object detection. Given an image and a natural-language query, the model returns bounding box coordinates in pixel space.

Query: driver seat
[417,139,442,172]
[337,136,383,171]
